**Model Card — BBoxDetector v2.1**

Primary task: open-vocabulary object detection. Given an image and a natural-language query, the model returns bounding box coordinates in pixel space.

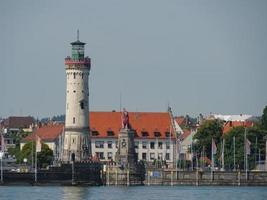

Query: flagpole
[222,138,225,171]
[35,133,37,183]
[245,128,248,180]
[233,136,236,171]
[213,138,214,180]
[255,137,258,168]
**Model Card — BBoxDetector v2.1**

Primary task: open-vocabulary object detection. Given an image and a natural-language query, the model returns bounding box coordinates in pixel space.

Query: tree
[223,126,267,170]
[262,105,267,130]
[18,142,53,168]
[193,119,223,161]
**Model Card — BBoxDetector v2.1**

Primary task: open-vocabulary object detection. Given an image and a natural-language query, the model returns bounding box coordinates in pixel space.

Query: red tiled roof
[90,111,174,139]
[22,112,174,142]
[23,124,64,142]
[175,116,186,126]
[223,121,254,134]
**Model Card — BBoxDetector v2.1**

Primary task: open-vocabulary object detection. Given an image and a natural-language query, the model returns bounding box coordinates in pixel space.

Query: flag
[212,138,217,155]
[36,135,42,152]
[246,139,251,155]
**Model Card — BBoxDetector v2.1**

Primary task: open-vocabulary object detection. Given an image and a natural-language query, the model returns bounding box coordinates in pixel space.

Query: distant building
[2,116,34,133]
[20,124,64,161]
[1,116,34,150]
[223,121,254,134]
[209,114,253,122]
[208,113,255,134]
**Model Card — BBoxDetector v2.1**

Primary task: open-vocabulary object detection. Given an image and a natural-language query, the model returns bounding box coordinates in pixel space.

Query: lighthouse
[62,31,91,162]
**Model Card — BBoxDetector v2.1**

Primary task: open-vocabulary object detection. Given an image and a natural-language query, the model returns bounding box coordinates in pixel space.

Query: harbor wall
[144,169,267,186]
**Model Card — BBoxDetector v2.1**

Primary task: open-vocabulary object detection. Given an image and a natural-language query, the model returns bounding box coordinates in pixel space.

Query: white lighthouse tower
[62,31,91,162]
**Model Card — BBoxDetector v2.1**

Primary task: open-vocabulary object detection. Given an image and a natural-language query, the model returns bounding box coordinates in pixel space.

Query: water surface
[0,186,267,200]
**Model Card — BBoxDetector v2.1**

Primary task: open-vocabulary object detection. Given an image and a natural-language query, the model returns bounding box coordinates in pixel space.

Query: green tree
[193,119,223,161]
[18,142,53,168]
[262,105,267,130]
[223,126,267,170]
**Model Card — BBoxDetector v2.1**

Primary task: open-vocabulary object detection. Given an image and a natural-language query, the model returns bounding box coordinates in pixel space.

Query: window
[158,153,163,160]
[150,153,155,160]
[107,131,114,137]
[107,141,113,149]
[166,142,170,149]
[158,142,163,149]
[134,141,139,149]
[141,131,149,137]
[142,141,147,149]
[73,73,76,79]
[81,73,84,79]
[154,132,161,138]
[165,132,170,138]
[150,142,155,149]
[166,153,170,160]
[115,141,118,148]
[80,101,84,109]
[73,117,75,124]
[73,90,76,93]
[92,131,99,136]
[107,152,113,160]
[96,152,104,160]
[95,141,104,148]
[142,153,147,160]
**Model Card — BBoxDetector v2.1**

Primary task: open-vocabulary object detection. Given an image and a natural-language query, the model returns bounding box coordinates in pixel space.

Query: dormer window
[141,131,149,137]
[107,130,114,137]
[154,132,161,138]
[91,129,99,136]
[165,132,170,138]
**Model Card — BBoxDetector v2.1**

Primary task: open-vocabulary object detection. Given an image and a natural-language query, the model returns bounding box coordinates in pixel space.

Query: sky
[0,0,267,118]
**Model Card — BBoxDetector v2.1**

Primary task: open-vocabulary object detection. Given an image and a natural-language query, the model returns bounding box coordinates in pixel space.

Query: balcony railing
[64,56,91,65]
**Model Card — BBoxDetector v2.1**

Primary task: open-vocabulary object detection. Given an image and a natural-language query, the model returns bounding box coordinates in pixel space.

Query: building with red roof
[223,120,254,134]
[21,111,178,166]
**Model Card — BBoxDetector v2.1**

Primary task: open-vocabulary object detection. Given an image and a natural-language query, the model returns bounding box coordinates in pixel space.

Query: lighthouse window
[80,101,84,109]
[73,117,75,124]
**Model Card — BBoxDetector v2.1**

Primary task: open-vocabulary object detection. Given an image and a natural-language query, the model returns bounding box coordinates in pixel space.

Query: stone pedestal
[115,128,137,171]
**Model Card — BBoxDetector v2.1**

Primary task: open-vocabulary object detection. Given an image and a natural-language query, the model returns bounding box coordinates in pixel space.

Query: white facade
[62,38,91,162]
[91,138,175,165]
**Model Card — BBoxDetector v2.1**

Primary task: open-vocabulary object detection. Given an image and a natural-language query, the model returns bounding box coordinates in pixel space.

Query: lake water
[0,186,267,200]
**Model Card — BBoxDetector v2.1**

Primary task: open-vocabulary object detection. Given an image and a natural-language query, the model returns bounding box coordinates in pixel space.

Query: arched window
[73,117,75,124]
[73,73,76,79]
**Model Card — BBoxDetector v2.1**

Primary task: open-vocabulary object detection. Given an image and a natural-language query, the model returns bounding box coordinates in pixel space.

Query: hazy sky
[0,0,267,118]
